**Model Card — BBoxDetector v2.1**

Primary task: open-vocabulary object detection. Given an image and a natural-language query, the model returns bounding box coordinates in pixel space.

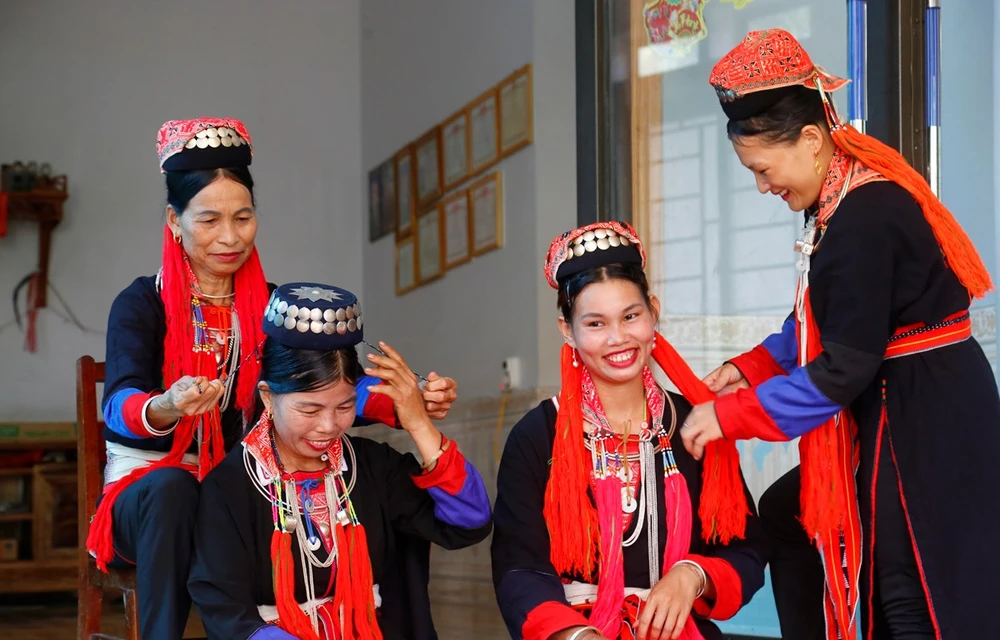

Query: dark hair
[557,263,653,321]
[259,339,364,396]
[164,166,256,214]
[726,86,827,145]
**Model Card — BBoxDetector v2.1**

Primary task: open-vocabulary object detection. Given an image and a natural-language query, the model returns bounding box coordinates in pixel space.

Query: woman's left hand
[679,402,724,461]
[365,341,431,432]
[421,372,457,420]
[636,564,702,640]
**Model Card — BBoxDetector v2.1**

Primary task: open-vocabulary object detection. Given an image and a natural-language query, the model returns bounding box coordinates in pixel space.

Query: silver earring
[572,349,579,368]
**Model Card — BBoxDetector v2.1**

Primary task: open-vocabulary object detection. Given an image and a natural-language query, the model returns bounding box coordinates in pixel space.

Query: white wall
[0,1,363,421]
[941,0,997,311]
[360,0,577,400]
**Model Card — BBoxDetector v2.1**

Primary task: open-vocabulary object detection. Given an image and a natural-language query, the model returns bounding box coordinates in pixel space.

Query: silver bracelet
[566,627,600,640]
[672,559,708,599]
[142,395,179,437]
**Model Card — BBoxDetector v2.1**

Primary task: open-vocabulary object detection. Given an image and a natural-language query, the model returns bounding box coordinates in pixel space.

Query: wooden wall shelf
[4,187,68,308]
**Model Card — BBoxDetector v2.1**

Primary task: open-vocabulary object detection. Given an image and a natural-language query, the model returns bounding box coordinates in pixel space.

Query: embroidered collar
[813,148,886,225]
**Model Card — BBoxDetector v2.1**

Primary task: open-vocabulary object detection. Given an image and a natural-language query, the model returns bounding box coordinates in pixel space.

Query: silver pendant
[621,488,638,513]
[284,517,298,533]
[307,535,322,551]
[336,509,351,527]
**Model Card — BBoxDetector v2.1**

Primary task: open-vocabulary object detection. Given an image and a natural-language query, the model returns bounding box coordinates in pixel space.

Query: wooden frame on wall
[394,146,416,240]
[416,205,445,284]
[469,171,504,256]
[442,189,472,269]
[414,126,444,207]
[442,108,472,191]
[395,235,417,295]
[498,64,534,156]
[468,88,501,175]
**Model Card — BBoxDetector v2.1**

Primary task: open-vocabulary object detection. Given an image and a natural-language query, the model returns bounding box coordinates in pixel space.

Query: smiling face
[559,277,660,388]
[731,123,830,212]
[259,379,357,472]
[167,175,258,282]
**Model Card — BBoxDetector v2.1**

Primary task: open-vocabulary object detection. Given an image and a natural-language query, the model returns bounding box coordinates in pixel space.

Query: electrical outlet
[501,356,522,390]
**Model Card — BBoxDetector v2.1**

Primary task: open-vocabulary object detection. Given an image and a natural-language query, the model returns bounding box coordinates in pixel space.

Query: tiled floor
[0,592,510,639]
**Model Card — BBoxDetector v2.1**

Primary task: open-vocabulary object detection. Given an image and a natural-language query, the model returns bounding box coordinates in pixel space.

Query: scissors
[362,340,430,391]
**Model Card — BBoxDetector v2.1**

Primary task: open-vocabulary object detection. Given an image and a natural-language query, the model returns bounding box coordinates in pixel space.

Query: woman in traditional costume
[680,29,1000,640]
[491,221,768,640]
[187,282,492,640]
[91,120,458,639]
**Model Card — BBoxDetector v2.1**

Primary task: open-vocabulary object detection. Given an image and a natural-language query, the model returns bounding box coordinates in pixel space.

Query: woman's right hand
[702,363,748,396]
[151,375,225,421]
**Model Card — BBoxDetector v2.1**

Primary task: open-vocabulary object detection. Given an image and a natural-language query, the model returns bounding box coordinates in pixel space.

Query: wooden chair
[77,355,139,640]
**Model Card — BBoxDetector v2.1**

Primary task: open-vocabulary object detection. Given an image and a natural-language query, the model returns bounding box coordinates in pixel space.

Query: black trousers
[760,457,934,639]
[106,466,201,640]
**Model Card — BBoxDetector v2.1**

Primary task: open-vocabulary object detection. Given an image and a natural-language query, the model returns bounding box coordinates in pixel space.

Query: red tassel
[650,334,749,544]
[663,473,704,640]
[544,344,601,580]
[232,246,270,420]
[332,523,382,640]
[795,290,862,640]
[23,273,39,353]
[348,524,382,639]
[589,476,625,637]
[271,528,322,640]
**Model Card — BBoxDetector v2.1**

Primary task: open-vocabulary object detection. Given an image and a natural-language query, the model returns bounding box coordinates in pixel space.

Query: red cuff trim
[729,345,785,387]
[686,554,742,621]
[410,437,466,493]
[522,601,592,640]
[715,389,789,442]
[122,391,156,437]
[361,389,400,428]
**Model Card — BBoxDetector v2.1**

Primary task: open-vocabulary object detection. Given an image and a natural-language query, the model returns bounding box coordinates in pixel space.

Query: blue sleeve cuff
[426,460,492,529]
[760,315,800,374]
[103,388,150,439]
[756,367,842,439]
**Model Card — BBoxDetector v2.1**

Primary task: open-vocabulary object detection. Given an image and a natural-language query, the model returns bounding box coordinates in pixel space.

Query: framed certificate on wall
[395,146,415,240]
[469,88,500,174]
[442,190,472,269]
[442,109,471,190]
[416,206,444,284]
[499,64,533,156]
[415,127,443,207]
[470,171,503,256]
[395,235,417,295]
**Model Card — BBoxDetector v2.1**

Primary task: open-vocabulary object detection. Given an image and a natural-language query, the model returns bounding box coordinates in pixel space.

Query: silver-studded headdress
[263,283,363,350]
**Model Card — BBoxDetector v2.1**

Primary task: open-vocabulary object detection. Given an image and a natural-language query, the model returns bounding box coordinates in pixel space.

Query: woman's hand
[421,372,457,420]
[636,564,702,640]
[702,363,748,396]
[147,375,224,430]
[364,342,433,433]
[679,402,724,461]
